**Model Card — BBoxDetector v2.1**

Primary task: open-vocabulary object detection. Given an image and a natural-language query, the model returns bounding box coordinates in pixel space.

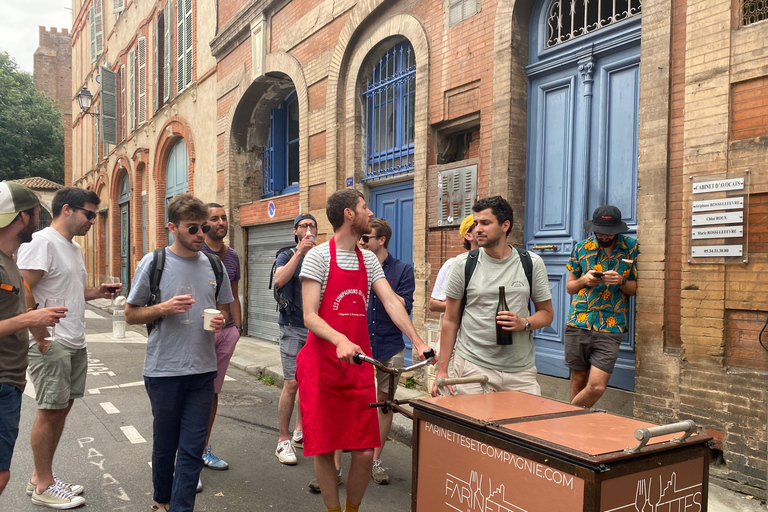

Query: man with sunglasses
[18,187,116,509]
[126,194,234,512]
[273,213,317,466]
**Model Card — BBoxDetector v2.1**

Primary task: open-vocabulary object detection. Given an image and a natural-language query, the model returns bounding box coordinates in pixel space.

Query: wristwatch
[524,317,531,331]
[620,276,627,286]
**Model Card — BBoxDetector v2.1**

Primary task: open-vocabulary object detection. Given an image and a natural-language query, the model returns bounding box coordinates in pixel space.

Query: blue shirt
[275,248,305,327]
[367,254,415,360]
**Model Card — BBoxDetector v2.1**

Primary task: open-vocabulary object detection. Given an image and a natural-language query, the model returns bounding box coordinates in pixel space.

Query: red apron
[296,237,380,456]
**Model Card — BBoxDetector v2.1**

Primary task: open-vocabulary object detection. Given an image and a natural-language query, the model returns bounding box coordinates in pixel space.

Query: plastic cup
[203,309,221,331]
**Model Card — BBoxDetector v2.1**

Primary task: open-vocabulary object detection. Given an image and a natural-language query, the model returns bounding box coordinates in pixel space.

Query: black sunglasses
[70,205,97,221]
[179,224,212,234]
[360,235,377,243]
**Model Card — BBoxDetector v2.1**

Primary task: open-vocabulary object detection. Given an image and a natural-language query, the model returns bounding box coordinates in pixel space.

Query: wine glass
[44,298,66,342]
[107,276,121,308]
[179,285,195,324]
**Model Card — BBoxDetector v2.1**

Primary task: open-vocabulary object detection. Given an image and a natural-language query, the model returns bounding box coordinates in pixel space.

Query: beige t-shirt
[444,247,551,373]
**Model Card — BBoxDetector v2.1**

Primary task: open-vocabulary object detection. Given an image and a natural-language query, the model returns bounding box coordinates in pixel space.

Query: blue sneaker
[202,445,229,470]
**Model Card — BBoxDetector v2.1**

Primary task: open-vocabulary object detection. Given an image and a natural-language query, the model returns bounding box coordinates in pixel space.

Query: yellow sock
[327,507,342,512]
[344,498,360,512]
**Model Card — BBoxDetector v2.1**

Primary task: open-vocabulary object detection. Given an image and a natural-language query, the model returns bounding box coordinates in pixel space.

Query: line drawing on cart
[603,472,703,512]
[444,470,528,512]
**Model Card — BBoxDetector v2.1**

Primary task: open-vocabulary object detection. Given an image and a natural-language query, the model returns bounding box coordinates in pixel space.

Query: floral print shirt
[566,234,639,333]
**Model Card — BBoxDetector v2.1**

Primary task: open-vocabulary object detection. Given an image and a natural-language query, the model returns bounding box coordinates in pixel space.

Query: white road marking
[120,426,146,444]
[88,380,145,395]
[99,402,120,414]
[84,310,102,319]
[224,375,235,381]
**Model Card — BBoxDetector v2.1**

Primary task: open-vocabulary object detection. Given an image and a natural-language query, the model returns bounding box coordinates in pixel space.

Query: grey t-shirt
[128,248,234,377]
[444,248,551,373]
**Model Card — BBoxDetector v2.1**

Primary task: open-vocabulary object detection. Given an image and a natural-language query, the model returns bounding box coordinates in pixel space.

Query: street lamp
[76,87,98,118]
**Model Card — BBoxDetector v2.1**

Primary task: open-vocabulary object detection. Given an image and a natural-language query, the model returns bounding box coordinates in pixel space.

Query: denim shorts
[0,382,23,470]
[279,325,308,380]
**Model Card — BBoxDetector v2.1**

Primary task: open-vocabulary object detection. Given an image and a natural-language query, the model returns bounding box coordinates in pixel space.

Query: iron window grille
[362,42,416,182]
[546,0,642,47]
[742,0,768,25]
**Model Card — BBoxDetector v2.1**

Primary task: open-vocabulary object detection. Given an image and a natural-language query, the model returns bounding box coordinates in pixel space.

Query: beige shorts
[375,348,405,394]
[451,353,541,396]
[27,342,88,409]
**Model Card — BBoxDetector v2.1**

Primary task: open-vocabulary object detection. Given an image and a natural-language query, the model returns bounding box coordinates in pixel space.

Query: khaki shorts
[375,348,405,394]
[451,353,541,396]
[27,342,87,409]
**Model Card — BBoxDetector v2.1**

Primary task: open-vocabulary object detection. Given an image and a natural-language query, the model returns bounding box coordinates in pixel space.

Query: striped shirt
[201,243,241,326]
[299,241,385,304]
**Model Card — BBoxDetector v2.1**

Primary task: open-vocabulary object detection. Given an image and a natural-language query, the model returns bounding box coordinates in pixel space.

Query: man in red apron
[297,189,430,512]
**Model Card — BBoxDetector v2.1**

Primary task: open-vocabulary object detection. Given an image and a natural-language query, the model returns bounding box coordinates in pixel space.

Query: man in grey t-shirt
[430,196,554,397]
[126,194,233,512]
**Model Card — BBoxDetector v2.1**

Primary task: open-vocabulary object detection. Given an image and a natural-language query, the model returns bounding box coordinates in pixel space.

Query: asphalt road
[0,306,414,512]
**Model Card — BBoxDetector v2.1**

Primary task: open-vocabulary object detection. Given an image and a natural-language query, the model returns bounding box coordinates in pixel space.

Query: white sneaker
[291,430,303,449]
[30,483,86,509]
[275,439,297,465]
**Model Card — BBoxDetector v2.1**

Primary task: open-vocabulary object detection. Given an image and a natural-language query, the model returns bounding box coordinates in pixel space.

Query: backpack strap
[202,252,225,302]
[459,249,480,324]
[146,248,166,335]
[515,247,534,300]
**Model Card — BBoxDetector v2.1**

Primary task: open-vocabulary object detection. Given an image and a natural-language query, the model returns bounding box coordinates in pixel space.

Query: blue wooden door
[165,139,189,245]
[525,3,640,390]
[370,181,414,364]
[118,174,131,294]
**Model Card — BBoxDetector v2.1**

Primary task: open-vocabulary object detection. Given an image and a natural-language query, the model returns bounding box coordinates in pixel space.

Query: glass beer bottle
[496,286,513,345]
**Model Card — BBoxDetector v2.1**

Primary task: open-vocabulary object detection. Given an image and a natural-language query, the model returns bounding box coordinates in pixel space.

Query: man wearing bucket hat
[272,212,317,465]
[565,205,638,408]
[0,181,67,497]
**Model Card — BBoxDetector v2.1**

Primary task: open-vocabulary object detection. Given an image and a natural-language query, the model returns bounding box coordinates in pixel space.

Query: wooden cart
[410,391,712,512]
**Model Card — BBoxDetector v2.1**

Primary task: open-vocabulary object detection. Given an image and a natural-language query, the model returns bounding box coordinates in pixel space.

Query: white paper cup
[203,309,220,331]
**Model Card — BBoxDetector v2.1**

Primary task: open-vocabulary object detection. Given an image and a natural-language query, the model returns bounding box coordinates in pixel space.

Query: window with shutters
[155,9,168,110]
[163,0,172,102]
[89,7,96,63]
[94,0,104,55]
[93,107,99,167]
[128,49,136,133]
[101,67,118,145]
[261,92,299,198]
[113,0,124,13]
[448,0,479,26]
[120,65,125,141]
[138,37,147,124]
[437,164,477,227]
[742,0,768,25]
[177,0,193,93]
[362,41,415,181]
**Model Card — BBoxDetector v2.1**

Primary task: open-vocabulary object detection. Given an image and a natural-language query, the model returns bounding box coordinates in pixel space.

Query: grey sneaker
[30,483,86,509]
[371,460,390,485]
[27,475,84,496]
[308,468,342,493]
[202,445,229,470]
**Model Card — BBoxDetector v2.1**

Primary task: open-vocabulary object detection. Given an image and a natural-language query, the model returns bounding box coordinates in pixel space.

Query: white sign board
[691,211,743,226]
[692,178,744,194]
[691,245,742,257]
[691,226,743,239]
[692,197,744,212]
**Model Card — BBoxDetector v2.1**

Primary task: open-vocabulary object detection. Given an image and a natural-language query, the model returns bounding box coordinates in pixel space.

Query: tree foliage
[0,50,65,183]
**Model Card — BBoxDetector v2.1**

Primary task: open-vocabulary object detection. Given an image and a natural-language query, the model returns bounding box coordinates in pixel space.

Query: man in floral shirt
[565,206,638,407]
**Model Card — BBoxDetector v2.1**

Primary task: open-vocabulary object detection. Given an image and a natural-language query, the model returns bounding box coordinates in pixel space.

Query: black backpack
[145,248,225,334]
[459,247,533,322]
[268,246,297,315]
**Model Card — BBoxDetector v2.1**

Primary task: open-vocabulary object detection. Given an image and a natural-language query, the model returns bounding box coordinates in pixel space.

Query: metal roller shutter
[246,221,295,342]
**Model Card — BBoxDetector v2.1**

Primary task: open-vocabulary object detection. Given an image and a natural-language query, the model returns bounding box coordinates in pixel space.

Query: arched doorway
[165,138,189,244]
[118,173,131,293]
[524,0,641,390]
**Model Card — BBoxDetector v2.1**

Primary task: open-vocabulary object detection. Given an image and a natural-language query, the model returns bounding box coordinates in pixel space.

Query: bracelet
[235,325,243,330]
[620,276,627,286]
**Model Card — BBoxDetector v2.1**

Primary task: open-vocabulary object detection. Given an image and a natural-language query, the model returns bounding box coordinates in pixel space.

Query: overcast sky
[0,0,73,74]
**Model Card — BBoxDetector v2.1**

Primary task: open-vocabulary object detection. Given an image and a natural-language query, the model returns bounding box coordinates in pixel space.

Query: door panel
[526,36,639,391]
[120,204,130,294]
[370,181,414,364]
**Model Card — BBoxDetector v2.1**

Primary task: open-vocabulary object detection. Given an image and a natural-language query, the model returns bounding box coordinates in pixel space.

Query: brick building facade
[34,27,72,186]
[208,0,768,493]
[70,0,219,290]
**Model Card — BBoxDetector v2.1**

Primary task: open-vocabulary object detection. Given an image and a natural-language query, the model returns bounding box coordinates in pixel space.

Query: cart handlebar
[353,349,435,373]
[625,419,698,454]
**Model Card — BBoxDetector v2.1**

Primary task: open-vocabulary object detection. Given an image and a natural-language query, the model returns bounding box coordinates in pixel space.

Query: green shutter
[101,67,118,144]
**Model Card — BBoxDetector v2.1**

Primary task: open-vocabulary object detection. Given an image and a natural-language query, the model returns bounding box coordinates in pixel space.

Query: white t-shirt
[299,241,385,304]
[431,258,455,301]
[17,227,88,350]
